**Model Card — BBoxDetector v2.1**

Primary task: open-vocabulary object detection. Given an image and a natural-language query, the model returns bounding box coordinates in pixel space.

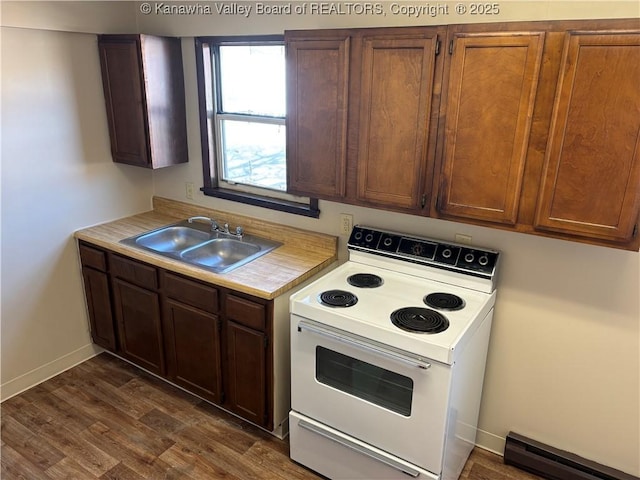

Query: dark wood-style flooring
[1,353,543,480]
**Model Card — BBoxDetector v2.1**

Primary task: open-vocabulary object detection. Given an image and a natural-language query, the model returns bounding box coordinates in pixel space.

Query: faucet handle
[236,226,244,236]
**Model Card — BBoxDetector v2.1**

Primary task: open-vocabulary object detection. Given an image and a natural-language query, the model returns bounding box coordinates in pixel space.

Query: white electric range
[289,225,500,480]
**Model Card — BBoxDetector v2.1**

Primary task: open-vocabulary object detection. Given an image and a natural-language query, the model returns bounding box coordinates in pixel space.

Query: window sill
[201,187,320,218]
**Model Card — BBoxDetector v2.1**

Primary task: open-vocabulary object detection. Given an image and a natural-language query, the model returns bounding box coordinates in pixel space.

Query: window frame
[195,36,320,218]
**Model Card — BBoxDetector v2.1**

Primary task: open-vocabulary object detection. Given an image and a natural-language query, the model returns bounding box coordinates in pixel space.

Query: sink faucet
[187,216,219,231]
[219,223,244,240]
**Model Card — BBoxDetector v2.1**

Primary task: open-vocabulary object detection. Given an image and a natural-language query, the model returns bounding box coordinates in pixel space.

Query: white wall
[134,0,638,34]
[1,1,137,34]
[150,3,640,476]
[0,23,153,398]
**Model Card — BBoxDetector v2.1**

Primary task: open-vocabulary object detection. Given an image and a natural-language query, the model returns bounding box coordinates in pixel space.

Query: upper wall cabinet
[436,30,545,224]
[98,34,188,169]
[286,35,350,198]
[534,30,640,243]
[355,32,441,211]
[285,20,639,250]
[286,27,445,213]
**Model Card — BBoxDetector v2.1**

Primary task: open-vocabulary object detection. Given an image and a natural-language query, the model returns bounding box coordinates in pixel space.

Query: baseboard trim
[475,428,507,456]
[504,432,639,480]
[0,343,103,402]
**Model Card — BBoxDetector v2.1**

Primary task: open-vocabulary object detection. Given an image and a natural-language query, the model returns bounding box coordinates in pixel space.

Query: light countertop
[74,197,338,299]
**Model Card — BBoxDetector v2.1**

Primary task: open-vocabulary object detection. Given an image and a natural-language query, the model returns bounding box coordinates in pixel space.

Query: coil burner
[390,307,449,334]
[423,292,465,311]
[347,273,384,288]
[318,290,358,308]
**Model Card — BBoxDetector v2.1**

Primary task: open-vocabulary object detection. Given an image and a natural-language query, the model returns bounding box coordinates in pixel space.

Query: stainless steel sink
[135,226,211,253]
[120,220,281,273]
[181,238,262,270]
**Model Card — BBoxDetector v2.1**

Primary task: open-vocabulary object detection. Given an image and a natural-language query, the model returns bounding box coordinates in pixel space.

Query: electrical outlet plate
[340,214,353,235]
[455,233,472,245]
[185,182,195,199]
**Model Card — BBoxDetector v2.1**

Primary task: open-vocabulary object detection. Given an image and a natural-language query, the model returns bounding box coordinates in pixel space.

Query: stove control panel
[348,225,499,277]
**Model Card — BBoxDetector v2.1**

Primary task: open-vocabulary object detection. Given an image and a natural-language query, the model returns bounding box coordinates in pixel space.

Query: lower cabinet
[77,242,273,430]
[223,294,271,428]
[224,321,268,427]
[162,272,222,404]
[163,299,222,402]
[79,244,117,350]
[112,278,164,376]
[110,253,164,375]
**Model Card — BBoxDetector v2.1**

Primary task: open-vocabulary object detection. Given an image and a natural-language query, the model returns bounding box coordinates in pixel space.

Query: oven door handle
[297,319,431,370]
[298,418,423,478]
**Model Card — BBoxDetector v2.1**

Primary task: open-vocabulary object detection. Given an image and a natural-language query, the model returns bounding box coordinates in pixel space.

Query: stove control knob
[383,237,393,247]
[354,231,363,241]
[442,248,452,259]
[365,233,374,243]
[479,255,489,266]
[464,252,475,263]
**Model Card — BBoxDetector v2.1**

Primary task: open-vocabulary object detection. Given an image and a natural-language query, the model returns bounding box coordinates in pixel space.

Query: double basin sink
[121,219,281,274]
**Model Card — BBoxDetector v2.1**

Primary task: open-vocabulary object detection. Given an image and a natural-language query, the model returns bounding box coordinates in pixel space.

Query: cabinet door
[437,31,545,224]
[356,33,439,211]
[286,36,350,199]
[535,31,640,242]
[98,38,150,167]
[163,300,222,403]
[138,35,188,169]
[81,267,116,351]
[112,278,164,375]
[224,321,268,429]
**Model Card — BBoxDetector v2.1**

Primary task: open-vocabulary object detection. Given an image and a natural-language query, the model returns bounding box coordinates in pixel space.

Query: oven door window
[315,346,413,416]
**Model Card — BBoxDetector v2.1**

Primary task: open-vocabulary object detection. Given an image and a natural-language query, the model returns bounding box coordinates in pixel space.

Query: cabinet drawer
[79,243,107,272]
[163,272,219,314]
[110,254,158,290]
[226,294,266,331]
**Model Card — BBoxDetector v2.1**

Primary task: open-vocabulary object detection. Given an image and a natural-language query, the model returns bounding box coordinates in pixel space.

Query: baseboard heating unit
[504,432,639,480]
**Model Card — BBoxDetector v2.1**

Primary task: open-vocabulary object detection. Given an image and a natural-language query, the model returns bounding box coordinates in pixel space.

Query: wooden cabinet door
[356,33,440,211]
[224,321,268,429]
[535,31,640,242]
[163,299,222,403]
[437,31,545,224]
[98,38,150,167]
[98,35,187,169]
[137,35,189,169]
[81,267,116,351]
[112,278,164,375]
[286,36,350,199]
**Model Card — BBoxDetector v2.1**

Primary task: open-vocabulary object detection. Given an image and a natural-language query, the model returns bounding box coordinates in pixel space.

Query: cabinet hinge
[633,223,638,238]
[449,40,454,55]
[435,39,441,56]
[264,336,269,349]
[421,194,427,209]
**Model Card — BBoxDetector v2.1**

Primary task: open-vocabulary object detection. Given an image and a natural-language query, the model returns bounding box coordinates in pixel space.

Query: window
[195,36,319,217]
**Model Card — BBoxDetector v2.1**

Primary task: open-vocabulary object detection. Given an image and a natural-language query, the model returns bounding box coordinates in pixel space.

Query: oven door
[291,315,452,473]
